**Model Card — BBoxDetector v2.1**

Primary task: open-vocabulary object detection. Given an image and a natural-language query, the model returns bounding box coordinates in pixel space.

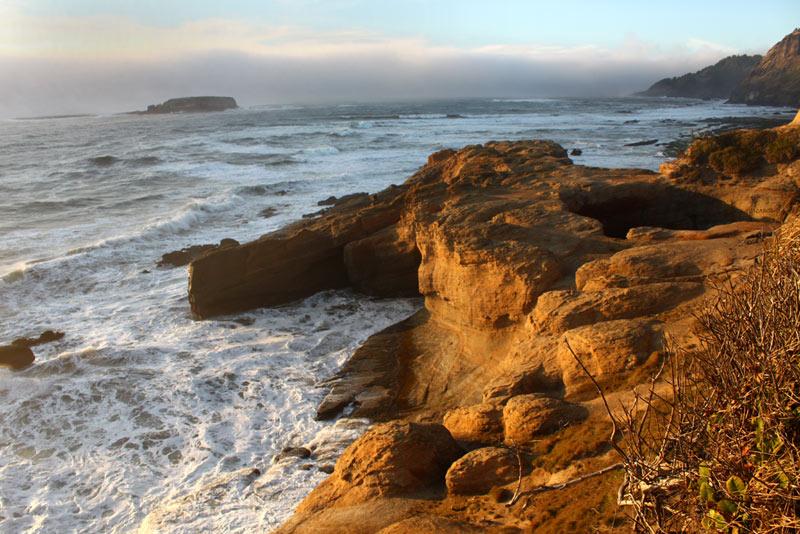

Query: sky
[0,0,796,117]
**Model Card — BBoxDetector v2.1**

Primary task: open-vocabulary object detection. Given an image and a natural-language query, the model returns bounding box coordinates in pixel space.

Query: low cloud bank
[0,48,722,118]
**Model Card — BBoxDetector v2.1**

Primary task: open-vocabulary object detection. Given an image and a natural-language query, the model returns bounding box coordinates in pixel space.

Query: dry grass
[621,215,800,533]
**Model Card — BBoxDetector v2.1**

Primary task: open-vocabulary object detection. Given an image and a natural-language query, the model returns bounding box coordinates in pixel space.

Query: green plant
[620,215,800,533]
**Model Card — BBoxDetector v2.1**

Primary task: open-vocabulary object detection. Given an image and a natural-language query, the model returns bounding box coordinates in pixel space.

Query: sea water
[0,98,793,533]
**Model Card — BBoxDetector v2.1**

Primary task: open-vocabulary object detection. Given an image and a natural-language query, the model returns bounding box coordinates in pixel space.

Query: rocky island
[149,113,800,534]
[135,96,238,114]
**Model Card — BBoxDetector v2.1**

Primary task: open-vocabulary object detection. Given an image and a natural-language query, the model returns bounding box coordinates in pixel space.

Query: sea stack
[139,96,238,114]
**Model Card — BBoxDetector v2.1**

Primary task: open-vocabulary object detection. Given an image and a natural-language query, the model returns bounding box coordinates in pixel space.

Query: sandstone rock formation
[183,119,800,533]
[729,29,800,107]
[274,422,463,534]
[136,96,238,114]
[157,239,239,268]
[636,54,761,100]
[445,446,523,496]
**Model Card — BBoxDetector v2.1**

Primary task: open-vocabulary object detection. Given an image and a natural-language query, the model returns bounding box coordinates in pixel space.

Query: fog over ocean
[0,97,793,533]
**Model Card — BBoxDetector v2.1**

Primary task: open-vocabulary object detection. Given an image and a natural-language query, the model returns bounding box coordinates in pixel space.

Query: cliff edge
[174,119,800,533]
[636,54,761,100]
[729,29,800,107]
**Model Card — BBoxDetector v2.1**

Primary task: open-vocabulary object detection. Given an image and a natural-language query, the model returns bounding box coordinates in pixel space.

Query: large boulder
[503,394,588,445]
[445,446,522,496]
[443,403,504,445]
[295,422,462,514]
[273,422,463,534]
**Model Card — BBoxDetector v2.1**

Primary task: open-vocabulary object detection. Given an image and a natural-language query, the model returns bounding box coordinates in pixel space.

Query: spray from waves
[62,192,248,259]
[300,146,339,156]
[0,287,422,534]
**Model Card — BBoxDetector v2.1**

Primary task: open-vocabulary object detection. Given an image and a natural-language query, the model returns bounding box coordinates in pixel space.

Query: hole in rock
[560,182,754,238]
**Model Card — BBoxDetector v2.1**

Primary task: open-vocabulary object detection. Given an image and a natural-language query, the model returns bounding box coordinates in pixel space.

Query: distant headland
[636,28,800,107]
[133,96,238,114]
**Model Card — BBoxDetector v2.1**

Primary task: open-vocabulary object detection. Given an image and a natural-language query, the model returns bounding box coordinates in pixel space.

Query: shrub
[765,131,800,164]
[622,215,800,533]
[681,128,800,174]
[707,145,762,174]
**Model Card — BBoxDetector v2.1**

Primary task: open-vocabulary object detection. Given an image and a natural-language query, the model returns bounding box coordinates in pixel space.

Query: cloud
[0,8,738,117]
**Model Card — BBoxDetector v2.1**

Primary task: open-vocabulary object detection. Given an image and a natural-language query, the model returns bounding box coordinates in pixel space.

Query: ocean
[0,97,793,533]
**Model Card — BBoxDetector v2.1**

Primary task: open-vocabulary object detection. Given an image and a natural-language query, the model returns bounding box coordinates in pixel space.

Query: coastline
[173,117,800,533]
[1,98,796,534]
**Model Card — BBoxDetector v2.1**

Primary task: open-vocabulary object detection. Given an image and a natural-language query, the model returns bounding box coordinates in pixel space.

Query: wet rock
[624,139,658,147]
[12,330,65,347]
[259,207,278,218]
[273,446,312,463]
[0,346,35,370]
[158,239,239,268]
[570,148,582,156]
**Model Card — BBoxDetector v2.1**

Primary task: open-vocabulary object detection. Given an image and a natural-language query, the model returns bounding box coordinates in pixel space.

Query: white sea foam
[0,98,793,534]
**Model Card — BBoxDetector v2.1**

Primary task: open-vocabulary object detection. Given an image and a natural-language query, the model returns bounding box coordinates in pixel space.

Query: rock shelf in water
[177,121,800,533]
[135,96,238,114]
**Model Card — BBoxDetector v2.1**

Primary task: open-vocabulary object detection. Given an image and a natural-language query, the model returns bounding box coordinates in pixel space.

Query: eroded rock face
[503,395,588,445]
[186,128,800,533]
[191,132,799,421]
[443,403,504,445]
[445,446,522,496]
[376,516,485,534]
[273,422,462,533]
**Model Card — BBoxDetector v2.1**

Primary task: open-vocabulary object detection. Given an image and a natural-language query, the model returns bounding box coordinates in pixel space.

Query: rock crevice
[181,126,800,534]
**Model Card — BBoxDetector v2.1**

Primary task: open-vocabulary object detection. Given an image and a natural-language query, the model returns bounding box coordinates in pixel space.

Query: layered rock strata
[184,124,800,533]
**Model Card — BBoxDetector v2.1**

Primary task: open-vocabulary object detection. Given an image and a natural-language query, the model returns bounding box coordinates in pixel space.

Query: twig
[508,439,524,506]
[507,462,623,504]
[564,338,631,465]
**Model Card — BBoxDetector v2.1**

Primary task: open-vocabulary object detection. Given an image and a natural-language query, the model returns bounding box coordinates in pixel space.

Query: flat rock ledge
[181,121,800,533]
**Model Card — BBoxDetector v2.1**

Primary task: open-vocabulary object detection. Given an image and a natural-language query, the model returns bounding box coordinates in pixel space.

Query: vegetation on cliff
[174,109,800,533]
[636,55,761,100]
[623,215,800,533]
[729,29,800,107]
[682,127,800,175]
